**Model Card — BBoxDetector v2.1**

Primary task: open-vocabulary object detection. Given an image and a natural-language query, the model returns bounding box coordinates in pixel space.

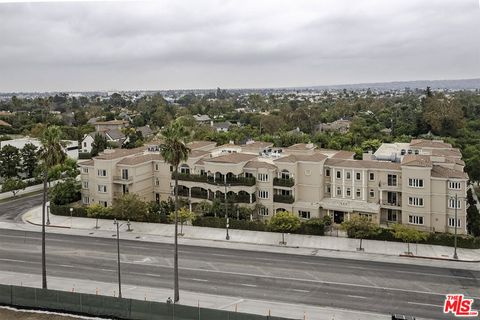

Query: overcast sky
[0,0,479,92]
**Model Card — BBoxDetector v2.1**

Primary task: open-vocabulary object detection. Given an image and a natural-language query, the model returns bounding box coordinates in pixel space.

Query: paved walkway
[21,205,480,265]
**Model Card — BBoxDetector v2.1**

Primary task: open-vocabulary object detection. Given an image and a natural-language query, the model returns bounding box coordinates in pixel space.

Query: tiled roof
[204,153,257,164]
[188,141,217,150]
[117,154,163,166]
[274,152,328,163]
[78,160,94,166]
[331,150,356,159]
[325,158,401,170]
[240,141,274,150]
[0,120,12,127]
[244,160,277,170]
[94,147,146,160]
[431,165,468,179]
[410,139,452,149]
[106,128,126,140]
[401,154,432,167]
[189,150,210,158]
[430,148,462,157]
[285,143,316,151]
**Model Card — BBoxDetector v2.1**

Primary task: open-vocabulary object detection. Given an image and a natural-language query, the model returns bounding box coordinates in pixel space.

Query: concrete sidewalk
[21,205,480,264]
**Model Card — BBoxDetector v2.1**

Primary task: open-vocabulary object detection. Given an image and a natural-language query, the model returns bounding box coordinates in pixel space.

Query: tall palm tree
[160,121,190,302]
[38,126,66,289]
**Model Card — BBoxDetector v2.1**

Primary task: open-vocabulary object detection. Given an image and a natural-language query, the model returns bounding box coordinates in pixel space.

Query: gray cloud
[0,0,479,91]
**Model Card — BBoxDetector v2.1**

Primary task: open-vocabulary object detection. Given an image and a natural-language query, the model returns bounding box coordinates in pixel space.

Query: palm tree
[38,126,66,289]
[160,121,190,302]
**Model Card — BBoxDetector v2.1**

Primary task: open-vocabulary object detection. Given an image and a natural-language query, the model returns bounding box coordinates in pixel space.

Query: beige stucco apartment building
[79,139,468,234]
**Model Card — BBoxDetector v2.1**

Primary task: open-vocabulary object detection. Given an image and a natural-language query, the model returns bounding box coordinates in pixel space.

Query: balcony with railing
[273,177,295,187]
[172,173,256,187]
[381,200,402,207]
[273,194,295,204]
[113,176,133,183]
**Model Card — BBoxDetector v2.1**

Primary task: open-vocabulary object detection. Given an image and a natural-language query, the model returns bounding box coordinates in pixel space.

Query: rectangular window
[336,187,342,196]
[346,172,351,180]
[359,213,372,220]
[346,188,351,196]
[82,181,89,189]
[82,168,89,174]
[325,185,331,193]
[408,178,424,188]
[356,188,361,198]
[448,217,461,228]
[97,185,107,193]
[369,172,375,181]
[82,196,89,205]
[258,190,269,199]
[155,163,159,171]
[155,178,160,186]
[408,215,424,225]
[448,198,461,209]
[356,172,361,180]
[97,169,107,177]
[408,197,424,207]
[369,189,375,198]
[299,211,311,219]
[336,171,341,179]
[99,200,108,207]
[387,174,397,186]
[448,181,461,190]
[170,166,173,172]
[387,209,397,222]
[258,173,269,182]
[325,169,330,177]
[259,207,269,216]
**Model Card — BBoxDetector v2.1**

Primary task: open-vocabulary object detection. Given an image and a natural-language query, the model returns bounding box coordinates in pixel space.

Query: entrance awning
[319,198,380,214]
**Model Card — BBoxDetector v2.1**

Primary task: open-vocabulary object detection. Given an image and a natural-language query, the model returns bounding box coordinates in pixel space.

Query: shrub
[298,218,325,236]
[50,204,87,217]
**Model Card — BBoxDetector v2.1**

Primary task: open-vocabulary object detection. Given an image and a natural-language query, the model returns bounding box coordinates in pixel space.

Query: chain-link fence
[0,284,296,320]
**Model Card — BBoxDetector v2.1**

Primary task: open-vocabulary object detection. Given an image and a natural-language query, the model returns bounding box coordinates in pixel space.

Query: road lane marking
[186,278,209,282]
[361,276,378,287]
[292,289,310,293]
[407,302,443,308]
[240,283,257,287]
[347,295,367,299]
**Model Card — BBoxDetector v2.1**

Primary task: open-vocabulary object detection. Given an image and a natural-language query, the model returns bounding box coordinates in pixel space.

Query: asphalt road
[0,193,43,222]
[0,229,478,320]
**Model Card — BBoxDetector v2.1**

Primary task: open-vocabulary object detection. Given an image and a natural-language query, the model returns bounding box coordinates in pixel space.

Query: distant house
[212,121,232,132]
[81,130,126,153]
[94,120,129,132]
[193,114,211,124]
[137,125,153,138]
[315,119,351,134]
[0,137,79,159]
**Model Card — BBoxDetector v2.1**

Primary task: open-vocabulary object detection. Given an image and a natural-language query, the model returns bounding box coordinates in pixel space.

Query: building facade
[79,139,468,234]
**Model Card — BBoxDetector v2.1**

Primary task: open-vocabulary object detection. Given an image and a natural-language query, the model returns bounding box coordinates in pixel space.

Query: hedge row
[50,204,87,217]
[192,216,325,236]
[361,227,480,249]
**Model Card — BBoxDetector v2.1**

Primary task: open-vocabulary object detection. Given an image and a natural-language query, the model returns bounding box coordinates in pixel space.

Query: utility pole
[453,193,458,260]
[113,219,122,298]
[225,182,230,240]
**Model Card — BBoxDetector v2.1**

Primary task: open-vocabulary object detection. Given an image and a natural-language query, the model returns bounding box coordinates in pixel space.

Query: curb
[399,253,480,263]
[25,220,71,229]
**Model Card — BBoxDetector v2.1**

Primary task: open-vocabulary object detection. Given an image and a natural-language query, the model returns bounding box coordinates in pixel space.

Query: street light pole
[113,219,122,298]
[453,193,458,260]
[69,207,73,228]
[224,182,230,240]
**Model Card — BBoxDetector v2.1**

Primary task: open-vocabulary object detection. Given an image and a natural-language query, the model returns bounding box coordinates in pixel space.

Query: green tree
[86,204,113,228]
[49,178,81,205]
[268,211,301,245]
[91,133,108,157]
[1,178,27,197]
[159,121,190,303]
[341,216,380,251]
[38,125,66,289]
[21,143,38,178]
[112,193,148,221]
[392,224,428,255]
[0,145,21,178]
[423,93,464,136]
[169,207,196,235]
